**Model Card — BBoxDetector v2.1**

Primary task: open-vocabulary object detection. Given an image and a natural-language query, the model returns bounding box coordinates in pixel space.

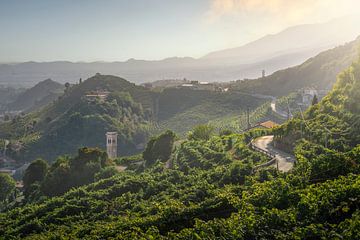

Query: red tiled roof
[258,121,279,129]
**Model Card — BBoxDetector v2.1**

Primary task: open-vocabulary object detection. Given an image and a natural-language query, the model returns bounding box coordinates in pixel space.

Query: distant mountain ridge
[202,15,360,64]
[1,16,359,86]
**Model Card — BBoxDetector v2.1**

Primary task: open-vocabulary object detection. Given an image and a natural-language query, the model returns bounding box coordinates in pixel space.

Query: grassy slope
[156,88,267,135]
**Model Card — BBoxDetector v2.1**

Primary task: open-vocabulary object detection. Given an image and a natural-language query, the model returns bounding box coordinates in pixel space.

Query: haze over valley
[1,15,360,87]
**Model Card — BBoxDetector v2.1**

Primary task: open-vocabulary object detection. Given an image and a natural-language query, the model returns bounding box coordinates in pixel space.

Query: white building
[301,88,318,105]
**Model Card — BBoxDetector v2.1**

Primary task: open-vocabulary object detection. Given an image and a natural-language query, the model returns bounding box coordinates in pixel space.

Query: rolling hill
[0,74,266,162]
[232,36,360,96]
[7,79,64,112]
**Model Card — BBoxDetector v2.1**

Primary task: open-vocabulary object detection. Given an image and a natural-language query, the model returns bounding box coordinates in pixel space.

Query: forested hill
[1,57,360,239]
[7,79,64,112]
[0,74,267,162]
[0,74,156,161]
[232,36,360,97]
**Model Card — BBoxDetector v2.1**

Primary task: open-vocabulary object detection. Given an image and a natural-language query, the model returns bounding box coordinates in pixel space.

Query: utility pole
[3,140,9,157]
[325,132,328,148]
[324,127,331,148]
[287,99,291,121]
[246,107,251,129]
[299,107,307,140]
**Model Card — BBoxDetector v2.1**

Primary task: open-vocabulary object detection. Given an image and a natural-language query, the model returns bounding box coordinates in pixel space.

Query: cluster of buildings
[143,80,229,92]
[180,80,229,92]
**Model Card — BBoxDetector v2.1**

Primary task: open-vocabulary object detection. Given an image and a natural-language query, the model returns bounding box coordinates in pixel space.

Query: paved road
[270,99,291,119]
[253,135,295,172]
[235,92,291,119]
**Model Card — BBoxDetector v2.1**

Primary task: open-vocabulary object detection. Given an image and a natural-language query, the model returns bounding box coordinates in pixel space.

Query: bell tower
[106,132,118,159]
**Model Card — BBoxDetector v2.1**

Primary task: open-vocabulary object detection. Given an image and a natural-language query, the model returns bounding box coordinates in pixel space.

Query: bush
[143,130,176,167]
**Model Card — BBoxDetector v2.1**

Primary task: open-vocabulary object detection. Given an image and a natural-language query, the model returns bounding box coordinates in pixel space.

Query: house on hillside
[180,84,194,88]
[301,88,318,105]
[197,82,215,91]
[85,90,110,102]
[244,120,279,132]
[0,168,15,176]
[255,120,279,129]
[143,83,153,89]
[179,81,216,91]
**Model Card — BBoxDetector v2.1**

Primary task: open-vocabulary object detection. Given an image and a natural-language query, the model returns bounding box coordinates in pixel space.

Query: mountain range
[1,15,359,87]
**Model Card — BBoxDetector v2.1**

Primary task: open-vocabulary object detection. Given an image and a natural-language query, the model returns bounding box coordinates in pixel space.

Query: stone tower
[106,132,118,159]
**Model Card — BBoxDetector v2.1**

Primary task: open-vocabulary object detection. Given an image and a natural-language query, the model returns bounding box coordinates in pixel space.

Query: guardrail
[249,139,278,171]
[249,141,276,159]
[253,158,276,171]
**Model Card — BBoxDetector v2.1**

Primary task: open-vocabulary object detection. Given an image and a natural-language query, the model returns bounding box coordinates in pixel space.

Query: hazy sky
[1,0,359,62]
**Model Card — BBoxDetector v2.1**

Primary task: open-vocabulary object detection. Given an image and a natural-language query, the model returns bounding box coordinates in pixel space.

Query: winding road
[252,135,295,172]
[243,92,291,119]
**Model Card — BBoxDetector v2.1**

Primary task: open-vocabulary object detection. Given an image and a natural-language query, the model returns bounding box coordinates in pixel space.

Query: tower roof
[106,132,118,135]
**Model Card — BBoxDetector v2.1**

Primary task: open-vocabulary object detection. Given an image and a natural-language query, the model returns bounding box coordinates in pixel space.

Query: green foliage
[23,159,48,197]
[0,124,359,239]
[143,130,176,167]
[41,148,110,197]
[275,55,360,153]
[312,94,319,105]
[95,166,118,181]
[0,75,155,162]
[0,173,15,203]
[156,88,267,135]
[188,124,215,141]
[2,55,360,239]
[293,140,359,182]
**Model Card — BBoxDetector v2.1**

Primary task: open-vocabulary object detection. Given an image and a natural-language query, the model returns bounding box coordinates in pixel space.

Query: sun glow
[206,0,360,24]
